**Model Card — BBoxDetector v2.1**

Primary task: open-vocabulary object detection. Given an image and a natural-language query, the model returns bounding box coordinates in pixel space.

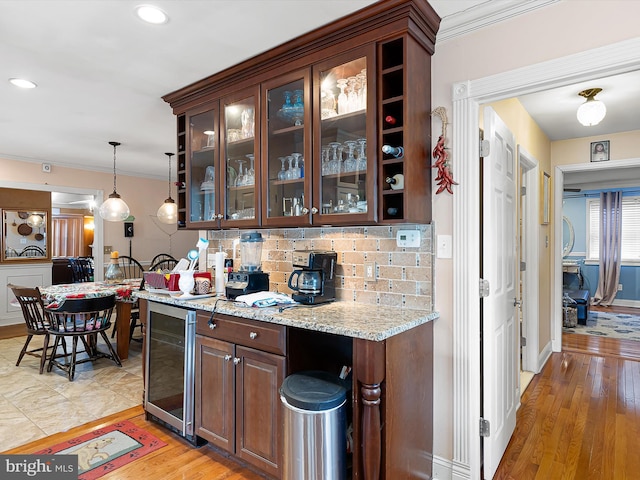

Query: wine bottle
[385,173,404,190]
[384,115,397,125]
[381,144,404,158]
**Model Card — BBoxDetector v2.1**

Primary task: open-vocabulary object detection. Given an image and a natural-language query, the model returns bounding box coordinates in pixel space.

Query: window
[587,196,640,262]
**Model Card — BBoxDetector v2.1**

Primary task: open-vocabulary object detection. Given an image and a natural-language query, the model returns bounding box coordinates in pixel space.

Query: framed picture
[541,171,551,225]
[590,140,610,162]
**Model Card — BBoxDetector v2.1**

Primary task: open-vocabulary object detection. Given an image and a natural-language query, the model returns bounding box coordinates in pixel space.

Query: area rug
[35,420,167,480]
[563,311,640,341]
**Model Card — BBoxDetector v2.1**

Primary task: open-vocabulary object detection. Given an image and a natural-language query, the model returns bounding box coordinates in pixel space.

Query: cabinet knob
[233,357,241,365]
[208,321,217,329]
[216,213,224,220]
[249,332,258,340]
[224,354,232,362]
[311,207,318,214]
[301,207,309,215]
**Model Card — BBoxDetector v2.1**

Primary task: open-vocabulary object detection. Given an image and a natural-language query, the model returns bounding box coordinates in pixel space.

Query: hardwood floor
[495,335,640,479]
[4,406,268,480]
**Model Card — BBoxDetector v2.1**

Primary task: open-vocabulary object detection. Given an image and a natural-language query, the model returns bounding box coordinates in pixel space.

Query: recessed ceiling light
[9,78,37,89]
[135,4,169,24]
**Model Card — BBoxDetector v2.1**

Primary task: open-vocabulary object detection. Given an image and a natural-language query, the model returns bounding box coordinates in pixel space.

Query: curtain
[52,216,84,257]
[593,191,623,306]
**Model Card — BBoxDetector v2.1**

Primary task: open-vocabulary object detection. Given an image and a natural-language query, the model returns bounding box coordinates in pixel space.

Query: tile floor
[0,332,143,452]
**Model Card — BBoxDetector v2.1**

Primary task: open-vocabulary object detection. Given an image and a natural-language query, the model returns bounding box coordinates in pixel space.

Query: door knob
[224,354,232,362]
[233,357,241,365]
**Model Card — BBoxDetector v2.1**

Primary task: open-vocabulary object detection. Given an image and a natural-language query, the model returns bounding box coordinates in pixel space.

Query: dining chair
[149,257,178,272]
[151,253,177,266]
[68,257,94,283]
[45,294,121,381]
[112,255,145,342]
[9,284,64,374]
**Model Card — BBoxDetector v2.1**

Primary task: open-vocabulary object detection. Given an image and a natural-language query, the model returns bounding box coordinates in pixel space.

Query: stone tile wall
[206,224,433,310]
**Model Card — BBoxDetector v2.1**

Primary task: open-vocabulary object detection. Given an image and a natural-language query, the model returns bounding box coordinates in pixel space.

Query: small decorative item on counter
[178,270,195,295]
[105,251,125,284]
[194,277,211,295]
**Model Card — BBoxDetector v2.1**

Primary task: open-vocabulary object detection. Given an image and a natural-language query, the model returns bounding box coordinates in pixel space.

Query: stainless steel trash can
[280,371,347,480]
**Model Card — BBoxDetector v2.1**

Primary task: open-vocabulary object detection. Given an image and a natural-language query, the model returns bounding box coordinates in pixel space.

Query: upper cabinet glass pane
[265,77,307,220]
[318,57,368,216]
[188,108,217,223]
[224,96,256,222]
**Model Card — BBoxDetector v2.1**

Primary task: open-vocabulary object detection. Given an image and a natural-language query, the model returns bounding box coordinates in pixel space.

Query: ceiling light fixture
[157,152,178,224]
[9,78,37,89]
[576,87,606,126]
[135,4,169,24]
[99,141,130,222]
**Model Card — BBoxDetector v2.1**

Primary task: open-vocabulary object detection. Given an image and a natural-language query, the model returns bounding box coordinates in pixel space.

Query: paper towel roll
[215,251,227,295]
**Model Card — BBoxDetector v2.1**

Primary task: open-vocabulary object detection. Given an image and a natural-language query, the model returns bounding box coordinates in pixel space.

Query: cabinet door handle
[301,207,309,215]
[208,322,217,330]
[233,357,241,365]
[249,332,258,340]
[216,213,224,220]
[311,207,319,214]
[224,354,232,362]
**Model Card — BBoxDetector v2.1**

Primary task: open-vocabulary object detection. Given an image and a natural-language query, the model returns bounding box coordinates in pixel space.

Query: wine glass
[277,157,287,180]
[336,79,348,115]
[245,154,255,185]
[291,153,302,178]
[356,72,367,110]
[347,76,358,113]
[282,91,293,110]
[285,155,295,180]
[328,142,341,175]
[321,147,330,176]
[236,159,246,186]
[356,138,367,171]
[343,141,357,172]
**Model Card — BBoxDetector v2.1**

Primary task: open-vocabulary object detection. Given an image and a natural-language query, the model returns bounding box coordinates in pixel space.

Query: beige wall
[553,130,640,166]
[0,157,198,265]
[430,0,640,463]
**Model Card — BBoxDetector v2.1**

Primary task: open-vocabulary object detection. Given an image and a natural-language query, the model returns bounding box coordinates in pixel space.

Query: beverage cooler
[144,301,198,444]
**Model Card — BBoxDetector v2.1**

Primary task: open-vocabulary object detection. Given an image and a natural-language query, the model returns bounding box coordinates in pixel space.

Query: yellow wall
[553,130,640,166]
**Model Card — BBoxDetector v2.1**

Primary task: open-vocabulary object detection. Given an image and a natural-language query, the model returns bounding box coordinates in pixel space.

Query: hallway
[495,335,640,479]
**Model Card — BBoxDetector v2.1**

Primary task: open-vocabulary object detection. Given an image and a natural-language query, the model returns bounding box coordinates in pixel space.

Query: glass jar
[105,259,124,284]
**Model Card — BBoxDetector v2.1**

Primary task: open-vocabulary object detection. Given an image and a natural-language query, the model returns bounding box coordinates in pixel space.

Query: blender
[225,231,270,299]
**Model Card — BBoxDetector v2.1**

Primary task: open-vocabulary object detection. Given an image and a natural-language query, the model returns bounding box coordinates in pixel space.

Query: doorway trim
[451,37,640,480]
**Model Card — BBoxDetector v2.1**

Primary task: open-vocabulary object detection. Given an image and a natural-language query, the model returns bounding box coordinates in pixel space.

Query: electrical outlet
[104,245,112,255]
[364,261,377,281]
[618,283,623,291]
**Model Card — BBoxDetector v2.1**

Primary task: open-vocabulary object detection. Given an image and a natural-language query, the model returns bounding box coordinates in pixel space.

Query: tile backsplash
[206,224,433,311]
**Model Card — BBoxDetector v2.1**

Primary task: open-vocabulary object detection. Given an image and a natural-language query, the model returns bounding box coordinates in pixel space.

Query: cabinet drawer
[197,312,286,355]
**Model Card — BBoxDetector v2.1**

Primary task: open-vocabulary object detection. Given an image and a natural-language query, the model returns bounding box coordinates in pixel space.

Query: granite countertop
[134,290,438,342]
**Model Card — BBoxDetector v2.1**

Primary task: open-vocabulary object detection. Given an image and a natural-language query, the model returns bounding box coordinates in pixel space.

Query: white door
[482,107,519,479]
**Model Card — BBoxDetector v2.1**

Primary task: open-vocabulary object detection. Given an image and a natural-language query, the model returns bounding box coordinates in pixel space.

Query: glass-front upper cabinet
[262,70,311,226]
[313,47,375,224]
[187,104,218,227]
[221,88,259,228]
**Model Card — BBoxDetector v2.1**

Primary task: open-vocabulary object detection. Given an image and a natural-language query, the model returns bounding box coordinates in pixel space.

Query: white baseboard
[537,340,553,373]
[612,299,640,308]
[433,455,473,480]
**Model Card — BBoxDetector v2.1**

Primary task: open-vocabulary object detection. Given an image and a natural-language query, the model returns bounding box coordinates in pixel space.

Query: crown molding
[437,0,561,42]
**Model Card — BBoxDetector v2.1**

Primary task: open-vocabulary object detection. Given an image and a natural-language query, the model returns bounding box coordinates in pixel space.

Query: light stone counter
[134,290,438,341]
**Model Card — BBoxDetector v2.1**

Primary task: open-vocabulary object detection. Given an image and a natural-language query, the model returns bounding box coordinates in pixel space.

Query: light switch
[437,234,452,258]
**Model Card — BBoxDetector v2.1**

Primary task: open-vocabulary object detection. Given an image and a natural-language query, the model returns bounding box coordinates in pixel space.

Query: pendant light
[157,152,178,224]
[576,88,606,126]
[99,141,130,222]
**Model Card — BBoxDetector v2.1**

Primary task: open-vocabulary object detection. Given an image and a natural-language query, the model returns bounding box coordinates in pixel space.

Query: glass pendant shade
[99,192,130,222]
[26,214,44,228]
[157,152,177,224]
[99,141,130,222]
[157,198,178,223]
[576,88,606,127]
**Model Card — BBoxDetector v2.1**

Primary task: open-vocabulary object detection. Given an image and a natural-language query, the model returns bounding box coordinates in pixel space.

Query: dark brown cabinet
[163,0,440,229]
[195,312,286,478]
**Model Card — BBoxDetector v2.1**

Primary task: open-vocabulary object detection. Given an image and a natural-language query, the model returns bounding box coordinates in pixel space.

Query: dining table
[39,279,142,360]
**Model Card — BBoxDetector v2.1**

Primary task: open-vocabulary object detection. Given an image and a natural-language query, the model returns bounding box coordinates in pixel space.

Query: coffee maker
[288,250,337,305]
[226,232,270,299]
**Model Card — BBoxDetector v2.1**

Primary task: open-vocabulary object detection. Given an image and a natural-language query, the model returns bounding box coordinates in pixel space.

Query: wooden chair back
[9,284,48,333]
[69,257,94,283]
[46,294,116,333]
